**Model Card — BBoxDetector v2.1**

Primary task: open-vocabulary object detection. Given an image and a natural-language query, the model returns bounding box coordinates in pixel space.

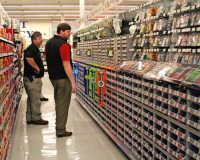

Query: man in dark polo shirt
[23,31,48,125]
[45,23,77,138]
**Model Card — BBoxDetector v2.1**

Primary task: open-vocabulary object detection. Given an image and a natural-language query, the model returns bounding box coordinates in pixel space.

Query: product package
[144,62,172,80]
[163,64,195,82]
[184,67,200,87]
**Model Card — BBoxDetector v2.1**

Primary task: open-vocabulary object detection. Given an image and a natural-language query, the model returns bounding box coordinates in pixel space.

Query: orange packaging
[149,7,157,16]
[0,27,3,37]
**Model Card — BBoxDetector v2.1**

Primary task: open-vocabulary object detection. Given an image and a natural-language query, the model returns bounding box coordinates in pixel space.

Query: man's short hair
[31,31,42,42]
[57,23,71,34]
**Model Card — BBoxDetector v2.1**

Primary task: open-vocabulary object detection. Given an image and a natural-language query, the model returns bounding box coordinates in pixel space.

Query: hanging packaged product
[132,52,141,60]
[181,53,192,64]
[182,0,192,8]
[113,18,122,35]
[89,67,98,100]
[144,37,150,48]
[148,6,157,19]
[154,37,163,47]
[172,52,183,63]
[153,21,159,32]
[192,54,200,65]
[132,39,138,48]
[188,34,198,46]
[96,70,106,107]
[141,37,146,47]
[194,13,200,26]
[197,34,200,46]
[180,14,190,28]
[172,0,182,10]
[129,25,137,35]
[140,24,147,35]
[158,19,169,31]
[175,35,182,46]
[181,34,189,46]
[157,52,167,62]
[135,11,145,23]
[157,4,170,18]
[73,62,79,84]
[84,66,90,95]
[147,22,154,33]
[146,52,157,61]
[162,36,171,47]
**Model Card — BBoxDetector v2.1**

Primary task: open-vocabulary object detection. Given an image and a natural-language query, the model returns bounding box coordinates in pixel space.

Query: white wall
[20,20,52,47]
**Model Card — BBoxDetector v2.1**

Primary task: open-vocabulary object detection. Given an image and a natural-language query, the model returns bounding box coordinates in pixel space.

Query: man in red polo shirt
[45,23,77,138]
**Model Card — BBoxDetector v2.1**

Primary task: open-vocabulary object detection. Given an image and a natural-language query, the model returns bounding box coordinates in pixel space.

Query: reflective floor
[10,74,128,160]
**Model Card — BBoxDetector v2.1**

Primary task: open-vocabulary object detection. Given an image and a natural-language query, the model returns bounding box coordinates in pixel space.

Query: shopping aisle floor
[10,74,128,160]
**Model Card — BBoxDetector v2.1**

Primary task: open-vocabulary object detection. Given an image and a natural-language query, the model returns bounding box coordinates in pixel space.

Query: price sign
[76,50,80,55]
[107,48,114,57]
[86,49,92,57]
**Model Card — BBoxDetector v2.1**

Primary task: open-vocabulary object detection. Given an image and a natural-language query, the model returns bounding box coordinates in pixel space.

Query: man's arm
[26,58,40,73]
[63,61,77,93]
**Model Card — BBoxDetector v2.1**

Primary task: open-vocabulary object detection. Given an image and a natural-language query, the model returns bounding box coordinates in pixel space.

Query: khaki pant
[50,79,72,135]
[23,77,42,121]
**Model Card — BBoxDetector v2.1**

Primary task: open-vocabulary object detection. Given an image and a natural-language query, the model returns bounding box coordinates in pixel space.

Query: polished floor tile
[10,74,128,160]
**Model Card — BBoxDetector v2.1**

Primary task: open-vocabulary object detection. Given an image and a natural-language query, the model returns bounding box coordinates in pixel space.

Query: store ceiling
[1,0,148,22]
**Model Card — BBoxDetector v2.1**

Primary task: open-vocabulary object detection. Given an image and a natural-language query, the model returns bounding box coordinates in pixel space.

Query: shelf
[0,63,14,76]
[0,74,16,108]
[0,37,14,45]
[108,86,200,137]
[0,52,14,58]
[77,89,178,160]
[6,96,22,160]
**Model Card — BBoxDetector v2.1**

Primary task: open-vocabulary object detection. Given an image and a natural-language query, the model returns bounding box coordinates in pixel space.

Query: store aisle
[10,74,128,160]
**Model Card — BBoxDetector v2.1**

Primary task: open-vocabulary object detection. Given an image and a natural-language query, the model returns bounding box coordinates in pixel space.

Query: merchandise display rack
[74,35,133,66]
[171,1,200,65]
[130,0,174,62]
[75,61,200,160]
[74,0,200,160]
[0,5,23,160]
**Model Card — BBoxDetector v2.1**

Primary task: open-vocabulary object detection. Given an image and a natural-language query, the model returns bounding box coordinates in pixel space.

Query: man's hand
[34,67,40,74]
[71,82,77,93]
[26,58,40,74]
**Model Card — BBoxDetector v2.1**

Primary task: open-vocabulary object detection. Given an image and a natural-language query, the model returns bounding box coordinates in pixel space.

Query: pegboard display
[74,35,133,66]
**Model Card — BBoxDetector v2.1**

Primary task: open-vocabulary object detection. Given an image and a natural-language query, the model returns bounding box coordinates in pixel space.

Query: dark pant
[50,79,72,135]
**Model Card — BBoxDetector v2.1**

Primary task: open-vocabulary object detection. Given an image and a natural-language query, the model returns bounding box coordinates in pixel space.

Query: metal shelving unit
[74,1,200,160]
[75,61,200,160]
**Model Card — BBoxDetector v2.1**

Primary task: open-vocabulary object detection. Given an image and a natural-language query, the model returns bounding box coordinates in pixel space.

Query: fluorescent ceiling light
[7,10,90,13]
[2,4,94,8]
[16,17,78,19]
[11,14,79,17]
[116,5,137,8]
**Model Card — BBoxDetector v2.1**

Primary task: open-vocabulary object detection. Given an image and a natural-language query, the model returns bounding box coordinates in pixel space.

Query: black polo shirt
[23,43,44,78]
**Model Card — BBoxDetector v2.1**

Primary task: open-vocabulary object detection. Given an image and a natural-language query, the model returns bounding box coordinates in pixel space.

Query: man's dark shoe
[57,131,72,138]
[27,121,32,124]
[40,97,49,101]
[29,119,49,125]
